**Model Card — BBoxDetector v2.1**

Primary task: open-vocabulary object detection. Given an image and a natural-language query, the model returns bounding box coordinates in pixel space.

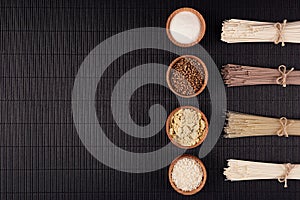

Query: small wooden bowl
[169,154,207,195]
[166,55,208,98]
[166,7,206,47]
[166,106,209,149]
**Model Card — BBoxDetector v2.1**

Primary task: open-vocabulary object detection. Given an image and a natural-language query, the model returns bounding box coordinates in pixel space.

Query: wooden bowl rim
[165,106,209,149]
[166,55,208,98]
[166,7,206,47]
[168,154,207,195]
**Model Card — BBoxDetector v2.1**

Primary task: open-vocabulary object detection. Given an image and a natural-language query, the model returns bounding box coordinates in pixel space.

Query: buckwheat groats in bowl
[166,106,209,149]
[169,154,207,195]
[166,55,208,98]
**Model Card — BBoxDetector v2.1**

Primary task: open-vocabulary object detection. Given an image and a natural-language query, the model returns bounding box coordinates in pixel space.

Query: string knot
[274,19,287,46]
[277,163,295,188]
[276,65,294,87]
[276,117,294,137]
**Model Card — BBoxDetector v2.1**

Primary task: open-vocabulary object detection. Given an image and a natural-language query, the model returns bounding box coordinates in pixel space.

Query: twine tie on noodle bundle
[276,65,294,87]
[277,163,295,188]
[276,117,293,137]
[274,19,287,46]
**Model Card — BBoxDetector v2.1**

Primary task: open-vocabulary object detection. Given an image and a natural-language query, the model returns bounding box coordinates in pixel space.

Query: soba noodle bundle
[222,64,300,87]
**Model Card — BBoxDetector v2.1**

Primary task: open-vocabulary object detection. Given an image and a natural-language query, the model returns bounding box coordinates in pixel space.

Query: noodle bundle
[224,112,300,138]
[221,19,300,46]
[224,159,300,188]
[222,64,300,87]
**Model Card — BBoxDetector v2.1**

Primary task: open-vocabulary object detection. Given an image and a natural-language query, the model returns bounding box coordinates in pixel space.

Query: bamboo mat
[1,0,300,199]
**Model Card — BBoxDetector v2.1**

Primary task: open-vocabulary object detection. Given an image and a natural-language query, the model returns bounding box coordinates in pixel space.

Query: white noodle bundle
[221,19,300,46]
[224,112,300,138]
[224,159,300,188]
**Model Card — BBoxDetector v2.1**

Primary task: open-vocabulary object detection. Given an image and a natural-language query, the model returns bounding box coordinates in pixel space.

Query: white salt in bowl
[166,8,206,47]
[169,154,207,195]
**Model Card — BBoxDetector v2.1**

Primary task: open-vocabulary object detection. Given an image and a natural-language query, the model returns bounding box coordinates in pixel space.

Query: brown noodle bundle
[224,112,300,138]
[222,64,300,87]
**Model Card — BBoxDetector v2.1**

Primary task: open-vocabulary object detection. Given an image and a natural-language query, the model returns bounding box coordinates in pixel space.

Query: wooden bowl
[168,154,207,195]
[166,106,209,149]
[166,55,208,98]
[166,7,206,47]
